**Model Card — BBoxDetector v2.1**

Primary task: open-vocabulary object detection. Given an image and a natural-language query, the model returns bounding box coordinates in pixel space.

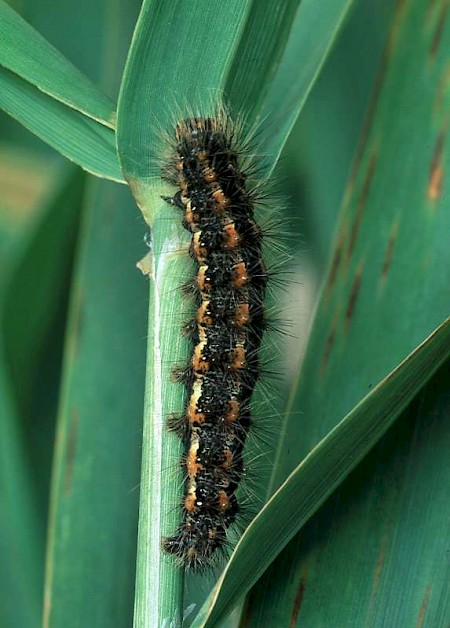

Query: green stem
[134,193,192,627]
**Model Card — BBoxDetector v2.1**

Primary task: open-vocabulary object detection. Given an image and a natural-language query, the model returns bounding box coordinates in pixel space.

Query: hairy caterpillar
[160,110,272,571]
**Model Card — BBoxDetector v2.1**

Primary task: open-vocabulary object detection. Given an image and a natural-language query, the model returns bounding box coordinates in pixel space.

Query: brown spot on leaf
[347,154,377,262]
[365,534,389,622]
[325,233,345,296]
[430,1,449,60]
[434,63,450,113]
[321,313,339,375]
[64,410,79,495]
[290,573,308,628]
[346,0,407,195]
[381,221,399,280]
[371,536,388,598]
[416,585,432,628]
[345,266,363,332]
[428,130,445,200]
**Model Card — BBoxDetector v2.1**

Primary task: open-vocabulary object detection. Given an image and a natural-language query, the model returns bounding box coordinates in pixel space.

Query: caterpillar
[161,110,270,571]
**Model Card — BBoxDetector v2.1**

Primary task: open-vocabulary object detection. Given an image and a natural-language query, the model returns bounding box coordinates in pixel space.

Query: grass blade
[246,0,450,623]
[226,0,356,171]
[0,0,115,128]
[0,67,122,181]
[0,164,85,627]
[43,180,147,628]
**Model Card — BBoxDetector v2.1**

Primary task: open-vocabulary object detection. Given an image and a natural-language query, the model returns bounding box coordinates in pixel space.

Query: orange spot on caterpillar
[186,442,202,477]
[218,490,230,511]
[203,166,216,183]
[231,346,246,370]
[234,303,250,327]
[196,301,213,326]
[232,261,248,287]
[184,493,197,512]
[192,232,207,262]
[192,340,209,373]
[226,400,240,423]
[197,265,209,291]
[212,186,228,208]
[223,223,240,249]
[222,448,235,469]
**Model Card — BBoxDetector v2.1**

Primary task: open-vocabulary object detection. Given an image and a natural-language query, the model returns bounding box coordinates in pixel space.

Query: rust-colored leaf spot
[321,313,339,375]
[345,267,363,332]
[325,233,345,296]
[430,1,449,61]
[64,409,79,495]
[348,0,407,187]
[416,584,432,628]
[290,575,307,628]
[428,130,445,201]
[347,153,378,262]
[434,63,450,114]
[381,221,399,280]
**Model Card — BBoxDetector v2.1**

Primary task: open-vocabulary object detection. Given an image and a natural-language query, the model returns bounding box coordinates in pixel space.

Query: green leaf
[2,165,84,416]
[245,0,450,624]
[0,0,116,128]
[41,0,145,624]
[191,317,450,627]
[0,365,42,628]
[270,0,450,526]
[0,66,123,181]
[0,164,85,628]
[283,0,393,268]
[226,0,357,171]
[117,0,253,190]
[43,179,147,628]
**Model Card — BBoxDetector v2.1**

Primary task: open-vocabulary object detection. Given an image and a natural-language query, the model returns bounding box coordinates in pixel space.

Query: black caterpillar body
[161,114,268,571]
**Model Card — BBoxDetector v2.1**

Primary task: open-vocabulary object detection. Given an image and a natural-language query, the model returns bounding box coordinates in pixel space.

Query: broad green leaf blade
[0,367,42,628]
[43,179,147,628]
[2,163,85,522]
[117,0,252,190]
[2,165,84,420]
[191,317,450,627]
[43,0,144,624]
[270,0,450,530]
[0,67,123,181]
[247,355,450,627]
[226,0,357,171]
[0,0,115,128]
[0,163,85,627]
[283,0,393,268]
[247,0,450,624]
